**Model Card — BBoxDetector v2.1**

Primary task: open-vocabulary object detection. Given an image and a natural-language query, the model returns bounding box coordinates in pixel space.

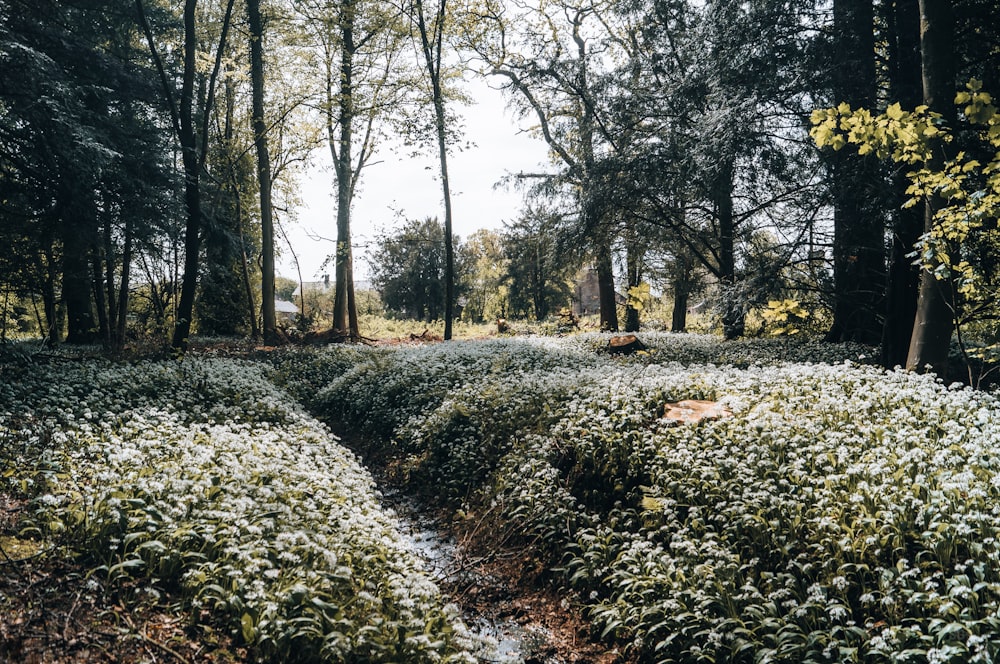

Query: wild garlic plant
[292,334,1000,663]
[6,332,995,663]
[1,356,475,663]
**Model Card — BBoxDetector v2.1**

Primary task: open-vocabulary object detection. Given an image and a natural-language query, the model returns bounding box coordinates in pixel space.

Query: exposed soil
[384,491,621,664]
[445,551,621,664]
[0,495,244,663]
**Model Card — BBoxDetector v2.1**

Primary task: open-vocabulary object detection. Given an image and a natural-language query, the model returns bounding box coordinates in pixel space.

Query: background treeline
[365,212,576,325]
[1,0,999,376]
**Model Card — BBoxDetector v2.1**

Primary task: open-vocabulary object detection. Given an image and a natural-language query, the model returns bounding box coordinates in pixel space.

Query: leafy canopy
[810,79,1000,305]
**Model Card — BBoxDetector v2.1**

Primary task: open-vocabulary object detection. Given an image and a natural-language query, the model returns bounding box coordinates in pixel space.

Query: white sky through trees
[279,79,550,282]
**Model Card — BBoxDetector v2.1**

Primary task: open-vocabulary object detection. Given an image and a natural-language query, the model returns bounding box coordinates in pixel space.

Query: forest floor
[0,490,617,663]
[0,336,621,662]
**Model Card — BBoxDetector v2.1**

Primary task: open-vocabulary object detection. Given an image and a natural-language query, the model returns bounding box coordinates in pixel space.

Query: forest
[5,0,1000,662]
[0,0,998,376]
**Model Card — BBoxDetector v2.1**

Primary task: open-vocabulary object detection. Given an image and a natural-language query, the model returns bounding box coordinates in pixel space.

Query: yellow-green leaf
[241,613,256,643]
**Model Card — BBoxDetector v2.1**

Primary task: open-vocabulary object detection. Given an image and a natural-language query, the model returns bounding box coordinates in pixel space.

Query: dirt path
[386,491,620,663]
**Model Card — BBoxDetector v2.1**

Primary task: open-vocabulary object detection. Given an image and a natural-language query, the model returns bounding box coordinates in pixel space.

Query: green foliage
[1,356,476,662]
[282,336,1000,663]
[458,229,509,323]
[369,217,460,322]
[275,276,298,301]
[198,135,260,337]
[811,80,1000,334]
[761,298,811,336]
[0,0,180,345]
[0,292,40,339]
[502,210,576,321]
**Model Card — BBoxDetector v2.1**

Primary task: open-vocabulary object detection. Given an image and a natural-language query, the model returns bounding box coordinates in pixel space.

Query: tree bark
[826,0,883,345]
[624,238,642,333]
[414,0,455,340]
[61,203,97,344]
[595,240,619,331]
[115,215,133,352]
[41,246,61,343]
[435,96,455,341]
[881,0,922,368]
[170,0,205,351]
[330,0,360,339]
[905,0,955,374]
[715,160,743,339]
[92,246,110,348]
[574,20,617,333]
[671,288,688,332]
[248,0,278,344]
[101,216,115,348]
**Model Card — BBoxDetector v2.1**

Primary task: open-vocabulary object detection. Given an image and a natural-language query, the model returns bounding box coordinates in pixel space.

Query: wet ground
[387,491,620,664]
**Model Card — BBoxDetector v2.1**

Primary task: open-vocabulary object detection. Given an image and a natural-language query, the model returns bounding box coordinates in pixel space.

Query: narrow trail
[381,488,620,664]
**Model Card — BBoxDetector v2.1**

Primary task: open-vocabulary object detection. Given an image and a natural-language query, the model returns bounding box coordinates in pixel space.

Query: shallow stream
[387,492,560,663]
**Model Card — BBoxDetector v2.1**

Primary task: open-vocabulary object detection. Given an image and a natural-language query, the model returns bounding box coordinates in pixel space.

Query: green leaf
[241,612,256,643]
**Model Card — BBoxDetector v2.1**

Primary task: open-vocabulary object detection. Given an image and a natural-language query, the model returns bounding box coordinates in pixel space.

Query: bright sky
[277,79,551,282]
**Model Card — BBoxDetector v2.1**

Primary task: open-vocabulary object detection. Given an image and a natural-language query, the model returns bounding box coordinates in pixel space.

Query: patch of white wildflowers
[8,332,999,663]
[0,355,474,663]
[288,334,1000,663]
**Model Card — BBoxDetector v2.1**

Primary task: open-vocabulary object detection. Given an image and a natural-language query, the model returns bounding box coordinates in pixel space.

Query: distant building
[275,299,298,323]
[292,274,333,298]
[571,267,626,316]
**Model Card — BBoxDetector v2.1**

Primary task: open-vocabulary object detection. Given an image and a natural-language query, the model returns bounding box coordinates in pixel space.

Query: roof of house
[275,299,299,314]
[292,276,333,297]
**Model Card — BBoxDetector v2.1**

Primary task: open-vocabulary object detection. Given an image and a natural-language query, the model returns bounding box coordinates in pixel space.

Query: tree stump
[606,334,647,355]
[663,400,732,423]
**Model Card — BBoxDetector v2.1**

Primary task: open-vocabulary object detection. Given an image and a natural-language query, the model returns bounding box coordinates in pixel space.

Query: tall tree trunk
[826,0,884,345]
[881,0,923,368]
[235,193,260,339]
[432,87,455,340]
[594,240,618,331]
[331,0,359,339]
[671,287,689,332]
[624,236,642,332]
[92,247,110,348]
[61,208,97,344]
[0,289,8,344]
[248,0,277,344]
[671,249,695,333]
[715,161,743,339]
[102,214,117,348]
[41,249,61,343]
[115,216,133,352]
[171,0,205,351]
[905,0,955,374]
[572,22,617,333]
[532,243,547,321]
[414,0,455,340]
